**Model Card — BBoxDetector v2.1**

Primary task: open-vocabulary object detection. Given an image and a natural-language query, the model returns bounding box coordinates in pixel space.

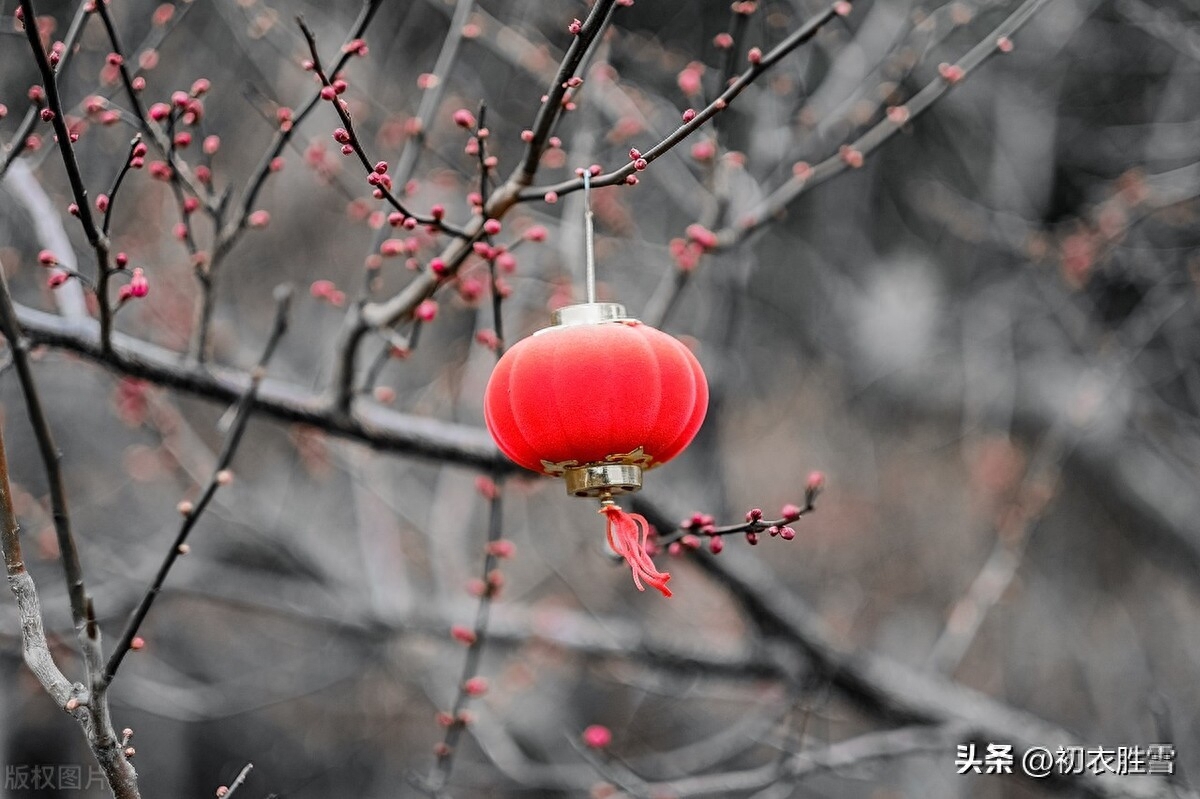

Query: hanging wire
[583,170,597,304]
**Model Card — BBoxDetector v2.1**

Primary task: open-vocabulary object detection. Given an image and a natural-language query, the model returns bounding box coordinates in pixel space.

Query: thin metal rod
[583,171,596,304]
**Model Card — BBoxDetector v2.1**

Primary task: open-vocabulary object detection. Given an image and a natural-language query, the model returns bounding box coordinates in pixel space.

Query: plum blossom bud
[996,36,1013,53]
[938,62,964,83]
[746,531,759,545]
[780,503,801,521]
[450,625,477,645]
[48,272,69,289]
[202,134,220,154]
[745,507,763,522]
[747,47,763,65]
[685,223,718,250]
[415,299,438,322]
[39,108,55,122]
[463,677,488,696]
[633,157,647,171]
[486,539,515,558]
[452,108,476,128]
[682,108,697,123]
[130,636,145,650]
[520,128,534,142]
[95,194,110,213]
[780,527,796,540]
[475,475,499,499]
[430,204,445,220]
[115,252,129,268]
[582,725,612,749]
[523,225,548,242]
[129,268,149,298]
[38,250,57,267]
[544,191,558,204]
[568,18,583,34]
[709,535,724,554]
[677,65,703,96]
[834,0,852,15]
[247,210,270,228]
[713,32,734,49]
[886,105,910,125]
[483,219,501,236]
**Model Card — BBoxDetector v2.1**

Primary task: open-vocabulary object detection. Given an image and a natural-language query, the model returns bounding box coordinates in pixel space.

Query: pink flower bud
[115,252,128,268]
[685,223,718,250]
[28,85,45,103]
[483,219,501,236]
[129,268,149,298]
[690,141,715,161]
[713,32,734,49]
[38,250,57,266]
[568,18,583,35]
[523,225,548,242]
[745,507,762,522]
[190,78,210,96]
[709,535,724,554]
[463,677,488,696]
[429,257,447,275]
[173,131,191,148]
[682,108,697,123]
[496,251,517,273]
[95,194,110,213]
[430,204,445,220]
[39,108,55,122]
[415,299,438,322]
[582,725,611,749]
[486,539,515,558]
[149,102,170,121]
[202,134,220,154]
[543,191,558,204]
[747,47,763,65]
[633,157,648,171]
[450,625,477,645]
[938,62,964,83]
[677,65,703,96]
[520,128,534,142]
[247,210,270,229]
[780,503,801,521]
[746,531,759,545]
[834,0,852,15]
[780,527,796,540]
[67,203,79,216]
[886,105,910,125]
[452,108,476,129]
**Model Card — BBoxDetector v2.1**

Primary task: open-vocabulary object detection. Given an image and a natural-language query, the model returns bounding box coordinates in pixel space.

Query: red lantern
[484,302,708,596]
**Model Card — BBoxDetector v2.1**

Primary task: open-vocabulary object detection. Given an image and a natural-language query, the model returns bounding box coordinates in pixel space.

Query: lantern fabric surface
[484,313,709,598]
[484,320,708,475]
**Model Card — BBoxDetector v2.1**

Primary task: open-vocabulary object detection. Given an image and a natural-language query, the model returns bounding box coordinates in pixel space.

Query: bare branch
[101,286,294,687]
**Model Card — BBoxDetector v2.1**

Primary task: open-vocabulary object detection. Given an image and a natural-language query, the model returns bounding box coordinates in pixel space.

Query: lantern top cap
[550,302,631,327]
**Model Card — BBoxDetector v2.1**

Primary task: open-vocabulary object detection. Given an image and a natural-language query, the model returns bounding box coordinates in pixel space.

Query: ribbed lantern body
[484,319,708,477]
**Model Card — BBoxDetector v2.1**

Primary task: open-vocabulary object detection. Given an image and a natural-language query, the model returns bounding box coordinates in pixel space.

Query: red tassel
[601,503,672,597]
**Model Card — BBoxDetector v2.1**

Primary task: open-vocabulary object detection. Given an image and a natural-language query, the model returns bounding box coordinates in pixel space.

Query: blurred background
[3,0,1200,796]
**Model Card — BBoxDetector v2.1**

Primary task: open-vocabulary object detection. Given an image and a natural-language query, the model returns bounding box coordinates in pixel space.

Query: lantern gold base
[563,464,642,498]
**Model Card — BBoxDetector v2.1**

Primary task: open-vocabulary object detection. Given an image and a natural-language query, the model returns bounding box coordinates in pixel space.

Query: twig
[392,0,476,185]
[220,763,254,798]
[0,424,74,707]
[421,483,506,795]
[713,0,1050,249]
[0,247,91,647]
[13,301,508,471]
[516,0,851,202]
[101,286,294,687]
[297,18,463,234]
[0,0,91,177]
[18,0,116,351]
[358,0,622,332]
[101,136,143,236]
[630,494,1173,799]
